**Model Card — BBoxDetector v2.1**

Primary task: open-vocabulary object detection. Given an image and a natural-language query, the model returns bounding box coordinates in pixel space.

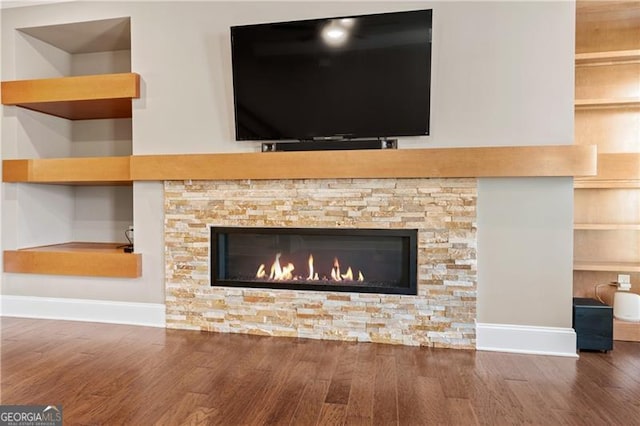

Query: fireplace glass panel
[211,227,417,295]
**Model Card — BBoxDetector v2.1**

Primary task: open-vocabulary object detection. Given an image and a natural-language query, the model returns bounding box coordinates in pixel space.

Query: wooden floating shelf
[574,224,640,230]
[3,156,132,184]
[1,73,140,120]
[576,0,640,14]
[614,318,640,342]
[575,49,640,65]
[4,242,141,278]
[574,179,640,189]
[575,98,640,109]
[130,145,597,181]
[574,261,640,273]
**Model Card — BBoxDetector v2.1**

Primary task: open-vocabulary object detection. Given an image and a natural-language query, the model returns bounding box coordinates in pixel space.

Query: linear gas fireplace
[210,227,417,295]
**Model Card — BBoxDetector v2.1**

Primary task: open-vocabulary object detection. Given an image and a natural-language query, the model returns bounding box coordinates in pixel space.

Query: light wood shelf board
[3,157,132,184]
[3,146,595,184]
[575,98,640,108]
[614,318,640,342]
[576,49,640,65]
[574,261,640,273]
[16,99,133,120]
[575,179,640,189]
[574,223,640,230]
[4,242,141,278]
[1,73,139,120]
[130,145,597,181]
[576,0,640,14]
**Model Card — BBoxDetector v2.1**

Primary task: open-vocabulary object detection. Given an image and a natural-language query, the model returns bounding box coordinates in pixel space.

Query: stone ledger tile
[164,178,477,349]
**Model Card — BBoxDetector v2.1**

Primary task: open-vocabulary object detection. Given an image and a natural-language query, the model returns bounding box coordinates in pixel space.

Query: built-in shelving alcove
[573,0,640,341]
[1,17,141,278]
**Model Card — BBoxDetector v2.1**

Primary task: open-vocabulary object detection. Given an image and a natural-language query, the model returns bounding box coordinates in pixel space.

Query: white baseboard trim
[476,322,578,358]
[0,295,165,328]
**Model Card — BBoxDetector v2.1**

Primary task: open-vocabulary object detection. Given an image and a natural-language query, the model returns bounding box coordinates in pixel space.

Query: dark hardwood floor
[1,318,639,425]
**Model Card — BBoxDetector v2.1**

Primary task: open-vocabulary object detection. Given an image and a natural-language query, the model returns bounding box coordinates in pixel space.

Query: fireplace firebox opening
[210,227,417,295]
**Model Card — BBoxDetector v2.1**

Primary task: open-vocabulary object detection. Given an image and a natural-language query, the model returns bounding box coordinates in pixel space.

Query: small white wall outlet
[617,274,631,291]
[618,274,631,284]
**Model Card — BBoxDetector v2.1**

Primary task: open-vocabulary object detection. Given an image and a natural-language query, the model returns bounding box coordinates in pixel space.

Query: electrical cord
[594,282,618,304]
[118,229,134,252]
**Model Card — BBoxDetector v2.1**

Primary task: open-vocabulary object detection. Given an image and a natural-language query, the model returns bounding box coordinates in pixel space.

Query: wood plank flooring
[1,317,640,425]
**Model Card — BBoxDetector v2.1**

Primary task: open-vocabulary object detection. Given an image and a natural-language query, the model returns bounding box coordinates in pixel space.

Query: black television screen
[230,9,432,142]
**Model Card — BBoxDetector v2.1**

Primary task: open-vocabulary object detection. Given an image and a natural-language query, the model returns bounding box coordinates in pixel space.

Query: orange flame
[260,253,295,281]
[269,253,282,279]
[307,254,314,280]
[331,257,341,281]
[257,253,362,282]
[281,263,295,280]
[341,267,353,281]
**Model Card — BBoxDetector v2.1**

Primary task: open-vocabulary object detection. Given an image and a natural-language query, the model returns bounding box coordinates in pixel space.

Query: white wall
[478,178,574,327]
[1,1,575,328]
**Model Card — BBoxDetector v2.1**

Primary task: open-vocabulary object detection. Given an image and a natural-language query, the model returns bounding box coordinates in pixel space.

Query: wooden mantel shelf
[130,145,597,181]
[2,145,597,184]
[4,242,142,278]
[1,73,140,120]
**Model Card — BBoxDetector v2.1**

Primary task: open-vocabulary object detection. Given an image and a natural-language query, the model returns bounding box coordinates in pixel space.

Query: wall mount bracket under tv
[230,9,432,150]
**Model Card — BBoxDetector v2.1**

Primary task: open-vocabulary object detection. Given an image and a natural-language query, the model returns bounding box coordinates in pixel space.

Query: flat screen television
[230,9,432,143]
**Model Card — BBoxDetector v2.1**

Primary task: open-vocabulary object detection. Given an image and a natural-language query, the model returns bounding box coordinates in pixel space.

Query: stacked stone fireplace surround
[165,178,477,349]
